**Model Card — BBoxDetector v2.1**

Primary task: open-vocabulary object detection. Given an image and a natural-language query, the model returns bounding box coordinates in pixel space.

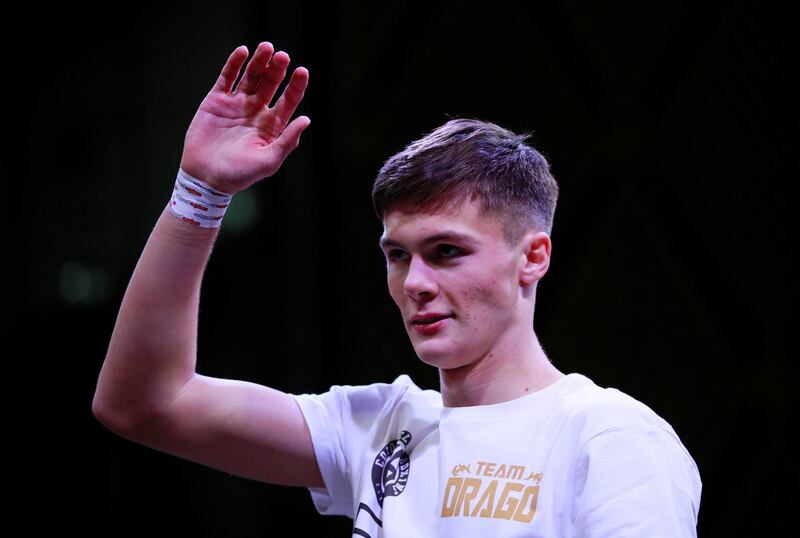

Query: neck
[438,326,564,407]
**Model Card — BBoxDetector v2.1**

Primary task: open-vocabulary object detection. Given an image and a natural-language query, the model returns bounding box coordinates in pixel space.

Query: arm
[92,42,323,488]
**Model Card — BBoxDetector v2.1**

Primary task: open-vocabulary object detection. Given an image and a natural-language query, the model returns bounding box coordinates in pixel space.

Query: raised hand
[180,41,310,195]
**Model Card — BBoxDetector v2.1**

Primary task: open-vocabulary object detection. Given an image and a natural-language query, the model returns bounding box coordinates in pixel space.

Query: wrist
[168,168,234,228]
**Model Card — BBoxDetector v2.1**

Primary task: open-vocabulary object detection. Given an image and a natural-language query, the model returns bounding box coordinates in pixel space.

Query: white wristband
[168,168,233,228]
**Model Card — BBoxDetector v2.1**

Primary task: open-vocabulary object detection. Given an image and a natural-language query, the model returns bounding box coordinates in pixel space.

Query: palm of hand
[180,43,310,195]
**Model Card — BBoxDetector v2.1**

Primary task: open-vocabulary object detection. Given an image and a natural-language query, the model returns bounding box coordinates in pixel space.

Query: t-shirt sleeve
[291,387,353,517]
[291,376,413,519]
[572,425,702,537]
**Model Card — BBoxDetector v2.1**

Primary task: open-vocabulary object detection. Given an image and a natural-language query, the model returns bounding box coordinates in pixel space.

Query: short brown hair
[371,117,559,245]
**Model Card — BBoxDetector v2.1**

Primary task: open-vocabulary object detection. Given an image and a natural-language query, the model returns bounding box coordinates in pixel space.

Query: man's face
[379,198,529,370]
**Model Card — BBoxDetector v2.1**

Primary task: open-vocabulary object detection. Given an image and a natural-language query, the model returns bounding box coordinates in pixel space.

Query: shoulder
[561,375,702,531]
[293,374,441,416]
[556,374,681,445]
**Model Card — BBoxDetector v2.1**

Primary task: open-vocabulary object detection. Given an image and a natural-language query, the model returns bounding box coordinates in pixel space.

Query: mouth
[410,313,454,335]
[411,313,453,325]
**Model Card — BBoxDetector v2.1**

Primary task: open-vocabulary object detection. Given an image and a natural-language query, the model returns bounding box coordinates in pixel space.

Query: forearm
[93,203,221,429]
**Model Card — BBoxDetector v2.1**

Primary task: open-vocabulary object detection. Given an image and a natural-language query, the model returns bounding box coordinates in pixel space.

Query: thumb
[274,115,311,158]
[259,115,310,178]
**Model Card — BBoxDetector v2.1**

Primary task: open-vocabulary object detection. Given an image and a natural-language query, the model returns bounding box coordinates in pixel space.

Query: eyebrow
[379,231,477,250]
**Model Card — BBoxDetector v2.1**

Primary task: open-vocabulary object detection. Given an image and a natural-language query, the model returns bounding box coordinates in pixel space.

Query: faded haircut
[371,117,559,245]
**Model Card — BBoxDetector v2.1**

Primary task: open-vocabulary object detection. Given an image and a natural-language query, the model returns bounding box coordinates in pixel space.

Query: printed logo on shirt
[352,502,383,538]
[441,460,542,523]
[372,430,412,508]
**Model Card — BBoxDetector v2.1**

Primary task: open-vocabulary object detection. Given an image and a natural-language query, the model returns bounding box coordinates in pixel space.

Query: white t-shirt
[292,373,701,537]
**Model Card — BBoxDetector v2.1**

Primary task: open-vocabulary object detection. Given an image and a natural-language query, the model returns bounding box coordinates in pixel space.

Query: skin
[180,41,311,194]
[380,199,565,407]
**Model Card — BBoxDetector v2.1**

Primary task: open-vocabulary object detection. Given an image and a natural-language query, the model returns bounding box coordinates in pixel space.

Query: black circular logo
[372,430,412,507]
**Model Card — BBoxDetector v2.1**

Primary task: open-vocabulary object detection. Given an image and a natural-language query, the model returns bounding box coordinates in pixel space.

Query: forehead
[380,198,506,246]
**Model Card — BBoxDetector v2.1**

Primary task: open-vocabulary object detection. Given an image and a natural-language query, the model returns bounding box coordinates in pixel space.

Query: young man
[93,41,701,537]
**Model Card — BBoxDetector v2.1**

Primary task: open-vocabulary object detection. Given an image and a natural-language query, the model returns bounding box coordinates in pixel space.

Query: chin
[412,342,463,369]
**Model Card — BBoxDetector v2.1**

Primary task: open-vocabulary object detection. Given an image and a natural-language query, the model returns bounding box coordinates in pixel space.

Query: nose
[403,255,438,299]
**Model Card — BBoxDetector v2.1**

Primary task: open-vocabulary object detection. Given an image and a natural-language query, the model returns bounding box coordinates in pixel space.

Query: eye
[437,244,464,258]
[387,249,410,262]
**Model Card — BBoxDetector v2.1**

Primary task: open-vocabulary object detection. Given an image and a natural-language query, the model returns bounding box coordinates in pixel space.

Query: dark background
[5,0,796,535]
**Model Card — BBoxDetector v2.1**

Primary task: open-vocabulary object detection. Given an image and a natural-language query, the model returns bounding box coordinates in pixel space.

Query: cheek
[457,275,515,324]
[387,274,404,305]
[458,284,503,321]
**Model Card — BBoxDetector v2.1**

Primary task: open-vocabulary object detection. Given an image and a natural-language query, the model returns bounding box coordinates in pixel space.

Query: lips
[410,313,452,336]
[411,313,453,325]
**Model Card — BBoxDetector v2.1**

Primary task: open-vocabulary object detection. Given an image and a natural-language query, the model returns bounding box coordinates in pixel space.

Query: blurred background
[4,0,796,535]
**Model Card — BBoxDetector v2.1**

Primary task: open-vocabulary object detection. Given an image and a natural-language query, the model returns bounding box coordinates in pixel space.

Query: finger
[272,67,309,127]
[212,45,249,94]
[253,51,291,107]
[235,41,274,95]
[269,115,311,167]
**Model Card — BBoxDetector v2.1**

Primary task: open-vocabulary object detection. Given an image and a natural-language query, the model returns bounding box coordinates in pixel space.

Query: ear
[518,231,551,286]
